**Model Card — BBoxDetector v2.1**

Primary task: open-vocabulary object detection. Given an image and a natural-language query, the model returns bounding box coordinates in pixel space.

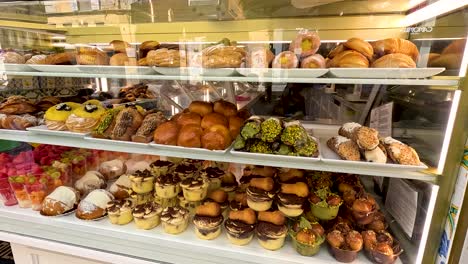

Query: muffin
[150,160,174,177]
[128,170,154,194]
[177,192,201,218]
[133,202,163,230]
[256,211,288,250]
[290,218,325,256]
[224,208,256,246]
[246,177,276,211]
[155,173,181,199]
[180,176,208,202]
[200,167,225,192]
[193,202,224,240]
[107,199,134,225]
[160,206,190,234]
[129,191,153,205]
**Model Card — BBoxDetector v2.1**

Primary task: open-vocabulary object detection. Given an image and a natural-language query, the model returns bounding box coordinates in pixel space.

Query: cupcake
[44,102,80,131]
[132,202,163,230]
[220,172,238,200]
[160,206,190,234]
[200,167,225,192]
[109,174,132,200]
[150,160,174,177]
[193,202,224,240]
[246,177,276,211]
[128,170,154,194]
[107,198,134,225]
[309,189,343,220]
[173,163,198,180]
[256,210,287,250]
[65,103,106,133]
[204,189,229,218]
[155,173,181,199]
[277,182,309,217]
[180,176,208,202]
[224,208,256,246]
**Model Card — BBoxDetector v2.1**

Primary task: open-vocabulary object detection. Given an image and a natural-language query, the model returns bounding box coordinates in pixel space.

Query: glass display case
[0,1,467,264]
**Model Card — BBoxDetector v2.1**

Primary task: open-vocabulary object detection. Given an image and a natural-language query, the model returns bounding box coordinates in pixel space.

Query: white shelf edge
[0,205,392,264]
[3,71,460,86]
[0,130,438,182]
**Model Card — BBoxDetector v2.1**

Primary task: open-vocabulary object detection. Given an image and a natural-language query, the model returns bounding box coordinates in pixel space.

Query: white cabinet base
[11,244,107,264]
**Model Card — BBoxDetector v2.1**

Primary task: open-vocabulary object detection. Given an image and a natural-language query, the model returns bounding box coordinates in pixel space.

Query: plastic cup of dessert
[0,179,18,206]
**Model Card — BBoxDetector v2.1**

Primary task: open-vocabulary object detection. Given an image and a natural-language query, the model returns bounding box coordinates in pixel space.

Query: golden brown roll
[328,43,347,59]
[441,39,466,55]
[300,54,326,68]
[138,57,148,66]
[344,38,374,60]
[327,50,369,68]
[26,55,47,64]
[188,101,213,117]
[110,53,130,66]
[201,112,228,130]
[177,124,202,148]
[176,112,202,127]
[2,52,25,64]
[371,53,416,68]
[110,40,130,53]
[45,52,76,65]
[228,116,244,139]
[371,38,419,62]
[77,48,109,65]
[154,121,179,145]
[147,48,184,67]
[139,40,160,58]
[213,100,237,117]
[429,53,462,69]
[201,125,231,150]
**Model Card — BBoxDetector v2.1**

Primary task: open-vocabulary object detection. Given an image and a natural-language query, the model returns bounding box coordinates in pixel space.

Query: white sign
[370,102,393,138]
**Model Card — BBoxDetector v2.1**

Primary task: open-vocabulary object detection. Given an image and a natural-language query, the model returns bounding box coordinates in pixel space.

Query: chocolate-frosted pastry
[200,166,225,192]
[276,182,309,217]
[132,112,167,143]
[193,202,224,240]
[133,202,163,230]
[128,169,155,194]
[155,173,181,199]
[160,206,190,234]
[246,177,276,211]
[256,211,287,250]
[180,176,208,202]
[225,208,256,246]
[107,198,134,225]
[229,191,248,211]
[150,160,174,177]
[174,163,198,180]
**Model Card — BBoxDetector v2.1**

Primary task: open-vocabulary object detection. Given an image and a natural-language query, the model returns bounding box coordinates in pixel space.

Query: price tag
[370,102,393,137]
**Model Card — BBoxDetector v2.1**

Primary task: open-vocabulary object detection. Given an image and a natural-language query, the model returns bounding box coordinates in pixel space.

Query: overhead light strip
[402,0,468,26]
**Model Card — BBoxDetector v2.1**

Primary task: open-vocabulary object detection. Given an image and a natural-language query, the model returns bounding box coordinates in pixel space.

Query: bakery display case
[0,1,467,264]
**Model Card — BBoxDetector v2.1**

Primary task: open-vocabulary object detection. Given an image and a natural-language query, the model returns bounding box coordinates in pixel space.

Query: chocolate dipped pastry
[277,182,309,217]
[110,106,144,141]
[204,189,229,217]
[221,172,238,200]
[193,202,224,240]
[229,191,249,211]
[132,202,163,230]
[225,208,256,245]
[160,206,190,234]
[200,166,225,192]
[173,163,198,180]
[256,211,288,250]
[128,169,154,194]
[180,176,208,202]
[107,198,134,225]
[351,193,378,225]
[155,173,181,199]
[150,160,174,177]
[132,111,167,143]
[338,122,379,151]
[246,177,276,211]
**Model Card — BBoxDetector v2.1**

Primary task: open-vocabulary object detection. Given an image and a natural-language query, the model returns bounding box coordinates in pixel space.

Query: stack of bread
[326,37,419,68]
[153,100,247,150]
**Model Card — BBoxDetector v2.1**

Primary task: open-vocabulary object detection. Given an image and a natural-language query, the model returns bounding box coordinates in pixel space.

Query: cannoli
[381,137,420,165]
[363,143,387,163]
[338,122,379,151]
[327,136,361,161]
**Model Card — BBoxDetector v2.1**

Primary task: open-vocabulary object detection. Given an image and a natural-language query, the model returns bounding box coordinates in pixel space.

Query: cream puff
[99,159,126,180]
[65,103,106,133]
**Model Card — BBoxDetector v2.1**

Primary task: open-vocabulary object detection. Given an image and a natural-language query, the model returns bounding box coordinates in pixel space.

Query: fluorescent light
[416,184,439,264]
[402,0,468,26]
[437,90,461,174]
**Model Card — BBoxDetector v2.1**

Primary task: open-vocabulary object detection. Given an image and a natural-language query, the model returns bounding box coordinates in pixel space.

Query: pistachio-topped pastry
[45,102,80,131]
[180,176,208,202]
[92,107,122,139]
[107,198,134,225]
[132,202,163,230]
[155,173,181,198]
[128,169,155,194]
[150,160,174,177]
[65,103,106,133]
[160,206,190,234]
[200,166,225,192]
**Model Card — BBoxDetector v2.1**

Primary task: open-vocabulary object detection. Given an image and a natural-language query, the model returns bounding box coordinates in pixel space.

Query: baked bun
[77,47,109,65]
[272,51,299,68]
[228,116,244,138]
[327,50,369,68]
[139,40,160,58]
[371,38,419,62]
[201,126,231,150]
[301,54,326,68]
[40,186,80,216]
[328,43,347,59]
[188,101,213,117]
[213,100,238,117]
[26,54,47,64]
[201,112,228,129]
[2,52,25,64]
[110,53,130,66]
[177,124,202,148]
[289,32,321,58]
[45,52,76,65]
[110,40,130,53]
[176,112,202,127]
[154,121,179,145]
[76,189,114,220]
[371,53,416,68]
[344,38,374,60]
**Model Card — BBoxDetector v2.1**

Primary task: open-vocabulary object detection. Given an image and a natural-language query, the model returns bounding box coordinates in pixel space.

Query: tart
[66,103,106,133]
[44,102,80,131]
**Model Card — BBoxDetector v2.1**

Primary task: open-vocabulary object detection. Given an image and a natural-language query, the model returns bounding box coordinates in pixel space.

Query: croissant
[371,38,419,62]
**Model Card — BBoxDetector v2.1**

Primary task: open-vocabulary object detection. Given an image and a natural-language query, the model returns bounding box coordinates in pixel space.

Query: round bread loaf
[177,124,202,148]
[188,101,213,117]
[201,112,228,129]
[153,121,179,145]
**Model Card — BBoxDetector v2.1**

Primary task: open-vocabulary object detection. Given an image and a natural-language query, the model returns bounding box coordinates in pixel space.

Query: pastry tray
[152,67,237,77]
[237,68,328,78]
[84,136,151,147]
[318,136,428,171]
[0,129,30,136]
[27,125,88,138]
[328,68,446,79]
[149,142,230,154]
[3,63,37,72]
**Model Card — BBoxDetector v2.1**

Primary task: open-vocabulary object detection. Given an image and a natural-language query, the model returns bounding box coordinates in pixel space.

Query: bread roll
[213,100,237,117]
[138,57,148,66]
[177,124,202,148]
[188,101,213,117]
[153,121,179,145]
[300,54,326,68]
[201,125,231,150]
[45,52,76,65]
[289,32,321,58]
[371,53,416,68]
[344,38,374,60]
[139,41,160,58]
[176,112,202,127]
[371,38,419,62]
[110,40,130,53]
[201,112,228,129]
[2,52,25,64]
[328,43,347,59]
[272,51,299,68]
[110,53,130,66]
[228,116,244,138]
[327,50,369,68]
